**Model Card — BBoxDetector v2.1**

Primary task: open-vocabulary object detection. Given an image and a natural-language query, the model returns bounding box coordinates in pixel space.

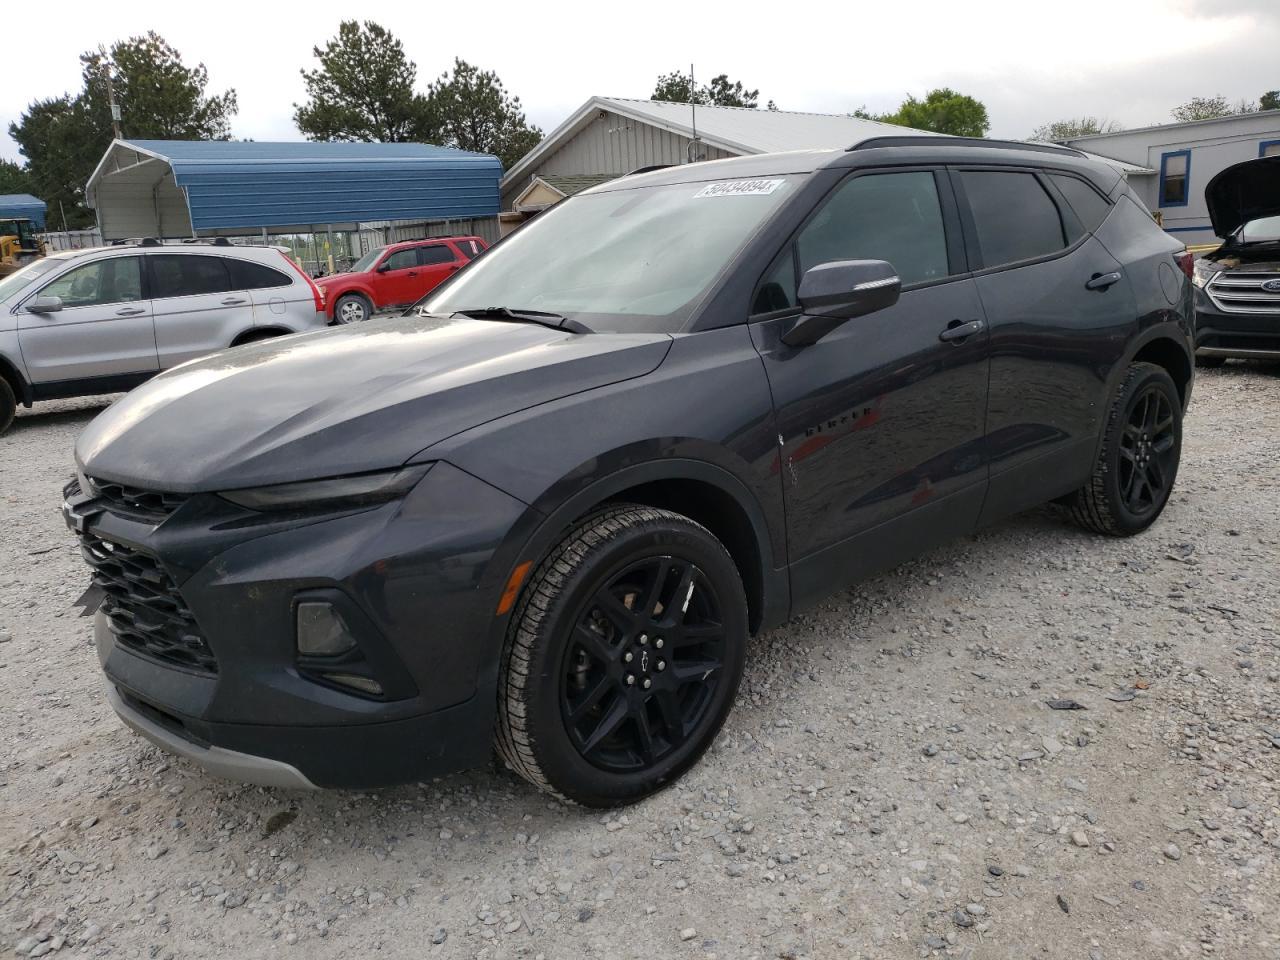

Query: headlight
[219,464,432,511]
[1191,260,1215,289]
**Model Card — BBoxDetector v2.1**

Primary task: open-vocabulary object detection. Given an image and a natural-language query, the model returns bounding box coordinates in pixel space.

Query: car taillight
[281,253,326,313]
[1175,250,1195,280]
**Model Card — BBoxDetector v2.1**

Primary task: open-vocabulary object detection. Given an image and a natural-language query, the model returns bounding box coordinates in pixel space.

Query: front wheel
[334,294,372,324]
[1068,362,1182,536]
[0,377,15,435]
[496,505,748,806]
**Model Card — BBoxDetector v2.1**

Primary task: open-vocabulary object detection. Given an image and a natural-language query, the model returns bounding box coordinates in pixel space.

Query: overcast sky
[4,0,1278,165]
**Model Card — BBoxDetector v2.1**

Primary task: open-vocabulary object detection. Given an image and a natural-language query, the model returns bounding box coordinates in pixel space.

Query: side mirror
[781,260,901,347]
[376,261,391,273]
[27,295,63,314]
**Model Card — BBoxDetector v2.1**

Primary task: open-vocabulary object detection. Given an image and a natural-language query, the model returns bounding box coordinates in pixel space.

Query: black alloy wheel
[496,505,747,806]
[1117,384,1177,518]
[561,555,727,773]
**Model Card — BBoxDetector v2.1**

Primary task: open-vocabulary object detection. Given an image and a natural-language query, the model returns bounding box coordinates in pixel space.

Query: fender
[325,281,379,311]
[0,352,32,407]
[1093,318,1194,460]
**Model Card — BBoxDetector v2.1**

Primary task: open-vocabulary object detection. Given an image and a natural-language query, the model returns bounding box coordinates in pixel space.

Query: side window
[149,255,233,299]
[1049,174,1112,232]
[961,171,1066,269]
[795,171,950,287]
[417,245,455,266]
[383,249,418,271]
[751,249,797,315]
[227,258,290,290]
[39,257,142,308]
[1159,150,1190,207]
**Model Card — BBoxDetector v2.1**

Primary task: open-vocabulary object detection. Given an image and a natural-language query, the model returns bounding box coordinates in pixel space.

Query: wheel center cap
[640,650,649,673]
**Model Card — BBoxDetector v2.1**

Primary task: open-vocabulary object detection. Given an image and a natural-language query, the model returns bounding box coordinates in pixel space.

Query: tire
[0,377,14,436]
[496,504,748,806]
[334,294,372,325]
[1195,354,1225,369]
[1068,362,1182,536]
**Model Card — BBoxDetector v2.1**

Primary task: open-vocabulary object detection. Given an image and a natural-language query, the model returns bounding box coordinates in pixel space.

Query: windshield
[422,176,800,332]
[1240,214,1280,243]
[349,246,385,273]
[0,257,59,302]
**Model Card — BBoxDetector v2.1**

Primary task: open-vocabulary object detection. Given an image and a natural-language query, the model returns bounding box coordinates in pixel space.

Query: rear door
[17,255,157,385]
[413,243,465,298]
[749,167,991,606]
[950,167,1138,521]
[228,256,311,326]
[148,254,257,368]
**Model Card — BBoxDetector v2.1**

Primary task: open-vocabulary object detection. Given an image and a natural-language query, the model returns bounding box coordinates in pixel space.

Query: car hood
[76,315,672,493]
[1205,156,1280,238]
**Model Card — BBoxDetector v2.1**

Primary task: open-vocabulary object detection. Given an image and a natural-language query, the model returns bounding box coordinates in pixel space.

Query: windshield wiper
[451,306,592,334]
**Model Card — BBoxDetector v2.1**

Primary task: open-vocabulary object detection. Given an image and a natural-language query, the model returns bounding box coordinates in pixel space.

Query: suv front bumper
[69,461,532,788]
[1195,286,1280,359]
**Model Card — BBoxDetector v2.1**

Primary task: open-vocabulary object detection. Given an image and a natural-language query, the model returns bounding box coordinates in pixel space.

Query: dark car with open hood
[1192,155,1280,364]
[64,137,1194,806]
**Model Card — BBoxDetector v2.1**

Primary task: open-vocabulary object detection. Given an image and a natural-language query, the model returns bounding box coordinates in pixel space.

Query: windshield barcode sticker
[694,179,785,198]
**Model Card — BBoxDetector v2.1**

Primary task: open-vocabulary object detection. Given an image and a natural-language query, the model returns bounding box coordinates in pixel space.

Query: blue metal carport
[0,194,47,229]
[85,140,502,240]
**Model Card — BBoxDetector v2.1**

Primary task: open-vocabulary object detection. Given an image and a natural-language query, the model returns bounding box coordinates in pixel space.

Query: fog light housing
[321,673,384,696]
[296,602,357,657]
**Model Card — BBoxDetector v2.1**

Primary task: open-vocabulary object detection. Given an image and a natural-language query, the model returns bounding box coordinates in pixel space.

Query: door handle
[407,271,418,277]
[1085,271,1122,291]
[220,297,247,305]
[115,306,145,316]
[938,318,986,342]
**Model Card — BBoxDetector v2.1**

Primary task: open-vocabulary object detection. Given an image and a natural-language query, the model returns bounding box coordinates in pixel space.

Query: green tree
[0,160,33,195]
[426,59,542,170]
[1171,95,1235,122]
[1029,116,1123,142]
[879,88,989,137]
[295,21,430,142]
[81,33,237,140]
[1262,90,1280,111]
[9,33,236,228]
[651,70,760,107]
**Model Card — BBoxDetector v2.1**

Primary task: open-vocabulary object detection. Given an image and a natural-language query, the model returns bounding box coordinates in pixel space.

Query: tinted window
[227,258,291,290]
[418,245,455,266]
[149,255,232,299]
[1050,175,1112,232]
[456,239,482,260]
[962,171,1066,268]
[40,257,142,308]
[384,249,417,271]
[752,249,798,315]
[796,171,950,287]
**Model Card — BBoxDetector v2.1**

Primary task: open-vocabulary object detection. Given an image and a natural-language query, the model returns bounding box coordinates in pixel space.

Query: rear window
[1049,174,1112,232]
[149,255,232,298]
[962,171,1067,268]
[227,258,291,290]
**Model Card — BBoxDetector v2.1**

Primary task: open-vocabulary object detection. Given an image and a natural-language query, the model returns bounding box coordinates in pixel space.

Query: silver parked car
[0,240,327,434]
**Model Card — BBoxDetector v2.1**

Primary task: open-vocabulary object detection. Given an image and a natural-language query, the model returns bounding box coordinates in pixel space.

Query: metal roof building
[0,193,47,229]
[86,139,503,241]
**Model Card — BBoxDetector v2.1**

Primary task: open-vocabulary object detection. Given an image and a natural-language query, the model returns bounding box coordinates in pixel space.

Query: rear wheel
[496,505,748,806]
[335,294,372,324]
[0,377,15,435]
[1069,362,1181,536]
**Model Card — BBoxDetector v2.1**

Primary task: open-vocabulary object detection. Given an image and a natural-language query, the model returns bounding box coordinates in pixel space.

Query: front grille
[1206,271,1280,314]
[80,533,218,674]
[86,477,190,521]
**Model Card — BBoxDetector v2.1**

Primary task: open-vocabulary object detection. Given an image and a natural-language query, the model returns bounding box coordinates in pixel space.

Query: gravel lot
[2,365,1278,960]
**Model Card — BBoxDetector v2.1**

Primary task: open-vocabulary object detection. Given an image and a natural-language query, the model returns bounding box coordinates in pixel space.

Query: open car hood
[1205,156,1280,238]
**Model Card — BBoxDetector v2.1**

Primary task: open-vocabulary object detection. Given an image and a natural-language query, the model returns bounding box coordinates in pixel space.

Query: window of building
[149,255,233,299]
[39,257,143,308]
[1159,150,1191,207]
[795,171,950,287]
[418,245,455,266]
[1260,140,1280,158]
[961,171,1067,268]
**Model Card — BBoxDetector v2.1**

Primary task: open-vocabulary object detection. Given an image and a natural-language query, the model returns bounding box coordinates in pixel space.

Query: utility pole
[100,45,122,140]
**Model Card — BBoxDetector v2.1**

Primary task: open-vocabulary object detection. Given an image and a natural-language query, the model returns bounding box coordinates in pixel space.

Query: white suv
[0,240,327,433]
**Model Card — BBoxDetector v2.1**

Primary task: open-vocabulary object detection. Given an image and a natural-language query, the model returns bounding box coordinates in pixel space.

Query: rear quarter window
[227,258,291,290]
[1049,174,1112,233]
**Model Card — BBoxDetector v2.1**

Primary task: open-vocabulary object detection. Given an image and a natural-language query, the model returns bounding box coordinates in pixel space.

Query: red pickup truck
[317,236,488,323]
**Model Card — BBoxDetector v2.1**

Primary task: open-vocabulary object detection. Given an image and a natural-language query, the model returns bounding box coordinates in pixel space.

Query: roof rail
[181,237,232,246]
[109,237,163,247]
[848,136,1087,158]
[627,164,672,176]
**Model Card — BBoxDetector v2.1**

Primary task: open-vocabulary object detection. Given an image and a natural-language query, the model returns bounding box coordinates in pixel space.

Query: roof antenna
[687,62,701,164]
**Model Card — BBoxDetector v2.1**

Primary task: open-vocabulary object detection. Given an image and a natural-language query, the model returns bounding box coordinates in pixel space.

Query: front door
[749,168,991,607]
[17,254,157,385]
[375,248,423,307]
